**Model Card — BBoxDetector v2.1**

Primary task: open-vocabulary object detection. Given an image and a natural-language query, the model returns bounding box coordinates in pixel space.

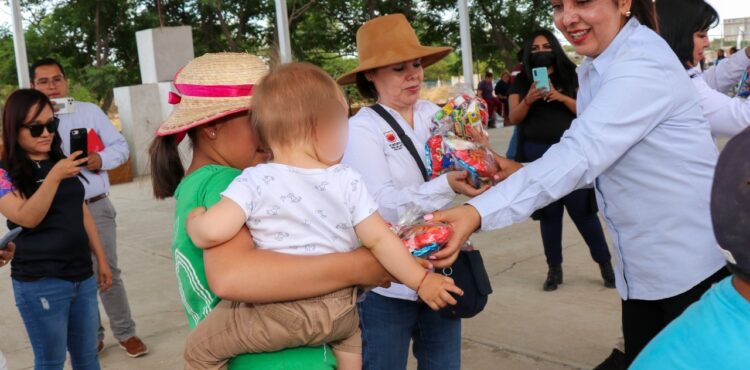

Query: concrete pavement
[0,126,622,369]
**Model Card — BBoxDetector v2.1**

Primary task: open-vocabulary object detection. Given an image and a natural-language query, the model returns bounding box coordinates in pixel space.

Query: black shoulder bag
[370,104,493,319]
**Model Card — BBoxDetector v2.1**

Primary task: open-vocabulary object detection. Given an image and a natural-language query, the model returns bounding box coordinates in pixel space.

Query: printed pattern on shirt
[221,163,379,256]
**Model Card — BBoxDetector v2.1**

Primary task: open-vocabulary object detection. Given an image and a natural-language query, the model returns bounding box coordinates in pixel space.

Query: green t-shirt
[173,165,336,370]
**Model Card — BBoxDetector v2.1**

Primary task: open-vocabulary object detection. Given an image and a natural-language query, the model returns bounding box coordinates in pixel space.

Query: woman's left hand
[423,205,482,268]
[0,242,15,268]
[97,259,113,291]
[544,82,568,104]
[447,171,490,198]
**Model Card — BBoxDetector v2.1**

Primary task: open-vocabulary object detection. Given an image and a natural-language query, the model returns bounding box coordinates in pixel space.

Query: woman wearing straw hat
[339,14,488,370]
[148,53,394,369]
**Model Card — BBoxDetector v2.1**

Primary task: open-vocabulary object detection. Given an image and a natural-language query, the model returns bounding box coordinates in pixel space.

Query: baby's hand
[417,272,464,311]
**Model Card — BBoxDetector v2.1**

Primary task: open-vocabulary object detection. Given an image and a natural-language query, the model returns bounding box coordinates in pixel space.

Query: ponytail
[149,133,187,199]
[630,0,658,32]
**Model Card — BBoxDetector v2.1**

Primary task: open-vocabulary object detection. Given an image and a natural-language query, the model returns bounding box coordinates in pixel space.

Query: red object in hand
[88,129,105,153]
[400,222,453,253]
[453,149,496,178]
[427,135,444,179]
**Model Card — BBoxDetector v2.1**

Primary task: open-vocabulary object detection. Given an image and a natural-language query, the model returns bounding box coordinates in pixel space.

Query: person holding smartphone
[30,58,145,357]
[507,29,614,292]
[0,89,112,370]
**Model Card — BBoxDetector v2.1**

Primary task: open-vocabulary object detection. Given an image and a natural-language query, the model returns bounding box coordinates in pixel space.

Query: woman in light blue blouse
[428,0,728,365]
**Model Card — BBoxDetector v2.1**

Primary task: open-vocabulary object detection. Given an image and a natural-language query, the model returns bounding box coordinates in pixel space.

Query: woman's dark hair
[521,29,578,98]
[149,130,194,199]
[628,0,659,32]
[656,0,718,69]
[355,72,378,101]
[2,89,64,198]
[148,111,247,199]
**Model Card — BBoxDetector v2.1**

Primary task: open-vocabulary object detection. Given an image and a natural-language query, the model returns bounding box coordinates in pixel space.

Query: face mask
[531,51,555,68]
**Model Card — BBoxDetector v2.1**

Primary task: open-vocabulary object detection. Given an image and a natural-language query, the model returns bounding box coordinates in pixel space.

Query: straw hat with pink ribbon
[156,53,269,140]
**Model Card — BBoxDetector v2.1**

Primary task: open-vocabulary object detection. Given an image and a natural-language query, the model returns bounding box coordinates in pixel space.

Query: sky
[0,0,746,38]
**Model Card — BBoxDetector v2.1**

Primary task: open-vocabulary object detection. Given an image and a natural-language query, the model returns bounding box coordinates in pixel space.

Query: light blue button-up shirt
[468,19,725,300]
[57,101,130,200]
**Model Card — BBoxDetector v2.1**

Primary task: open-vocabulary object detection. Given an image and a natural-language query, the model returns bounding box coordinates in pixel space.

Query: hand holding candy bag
[425,132,499,188]
[389,206,454,258]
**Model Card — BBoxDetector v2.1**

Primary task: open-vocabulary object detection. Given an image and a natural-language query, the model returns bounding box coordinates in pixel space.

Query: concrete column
[114,26,195,177]
[9,0,30,87]
[136,26,194,84]
[458,0,474,88]
[275,0,293,63]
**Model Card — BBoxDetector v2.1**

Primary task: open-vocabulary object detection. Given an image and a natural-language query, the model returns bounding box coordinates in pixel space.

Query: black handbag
[437,248,493,319]
[370,104,493,319]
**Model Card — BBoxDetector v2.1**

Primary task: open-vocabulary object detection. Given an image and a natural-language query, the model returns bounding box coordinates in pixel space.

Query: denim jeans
[358,293,461,370]
[12,276,100,370]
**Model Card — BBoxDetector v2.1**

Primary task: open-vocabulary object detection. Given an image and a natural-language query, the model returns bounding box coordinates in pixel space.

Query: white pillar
[275,0,293,64]
[738,27,745,51]
[9,0,30,88]
[458,0,473,87]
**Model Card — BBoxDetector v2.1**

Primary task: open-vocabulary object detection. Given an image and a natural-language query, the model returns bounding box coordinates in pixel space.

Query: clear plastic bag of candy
[390,205,454,258]
[431,94,489,139]
[739,66,750,98]
[425,132,499,188]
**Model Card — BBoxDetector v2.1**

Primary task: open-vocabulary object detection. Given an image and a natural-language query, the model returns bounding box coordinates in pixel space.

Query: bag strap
[370,104,429,182]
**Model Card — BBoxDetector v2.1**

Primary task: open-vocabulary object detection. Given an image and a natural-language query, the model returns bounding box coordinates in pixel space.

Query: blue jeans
[505,126,520,160]
[12,276,100,370]
[358,293,461,370]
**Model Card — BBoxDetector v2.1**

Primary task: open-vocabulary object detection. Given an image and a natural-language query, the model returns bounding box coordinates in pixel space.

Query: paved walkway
[0,126,621,369]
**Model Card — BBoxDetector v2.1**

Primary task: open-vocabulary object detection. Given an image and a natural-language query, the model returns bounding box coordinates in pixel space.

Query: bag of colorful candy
[432,93,490,139]
[738,66,750,98]
[425,132,499,188]
[390,206,454,258]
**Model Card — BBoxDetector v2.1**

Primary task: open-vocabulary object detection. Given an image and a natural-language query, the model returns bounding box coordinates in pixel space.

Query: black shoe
[593,348,626,370]
[599,262,616,289]
[543,265,563,291]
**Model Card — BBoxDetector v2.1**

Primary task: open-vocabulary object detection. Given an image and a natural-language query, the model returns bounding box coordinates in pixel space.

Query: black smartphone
[70,128,88,165]
[0,227,22,250]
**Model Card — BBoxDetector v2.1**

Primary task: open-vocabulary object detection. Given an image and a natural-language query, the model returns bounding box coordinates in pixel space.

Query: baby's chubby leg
[334,350,362,370]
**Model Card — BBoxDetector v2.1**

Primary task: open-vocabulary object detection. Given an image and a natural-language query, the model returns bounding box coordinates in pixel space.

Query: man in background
[31,58,148,358]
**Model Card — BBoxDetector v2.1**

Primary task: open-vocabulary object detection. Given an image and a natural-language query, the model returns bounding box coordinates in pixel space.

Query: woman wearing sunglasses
[0,89,112,370]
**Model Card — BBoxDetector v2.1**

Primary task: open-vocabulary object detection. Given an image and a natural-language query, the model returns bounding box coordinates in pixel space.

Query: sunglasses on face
[23,117,60,138]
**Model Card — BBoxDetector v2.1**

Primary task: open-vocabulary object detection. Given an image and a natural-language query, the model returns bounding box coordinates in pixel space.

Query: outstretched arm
[354,212,463,310]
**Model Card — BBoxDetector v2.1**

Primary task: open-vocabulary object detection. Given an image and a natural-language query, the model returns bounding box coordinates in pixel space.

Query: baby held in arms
[184,62,462,370]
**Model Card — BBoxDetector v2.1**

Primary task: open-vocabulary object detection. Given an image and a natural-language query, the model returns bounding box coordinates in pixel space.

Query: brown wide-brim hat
[337,13,452,85]
[156,53,269,137]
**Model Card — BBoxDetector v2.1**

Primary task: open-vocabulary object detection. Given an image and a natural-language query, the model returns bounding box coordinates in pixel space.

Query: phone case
[0,227,22,250]
[70,128,88,163]
[532,67,551,92]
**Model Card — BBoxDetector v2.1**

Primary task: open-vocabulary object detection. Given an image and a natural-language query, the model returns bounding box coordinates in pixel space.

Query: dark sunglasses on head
[23,117,60,138]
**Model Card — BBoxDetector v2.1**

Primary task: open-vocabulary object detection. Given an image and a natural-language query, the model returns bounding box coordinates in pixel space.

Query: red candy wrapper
[425,132,498,188]
[389,205,454,258]
[398,222,453,258]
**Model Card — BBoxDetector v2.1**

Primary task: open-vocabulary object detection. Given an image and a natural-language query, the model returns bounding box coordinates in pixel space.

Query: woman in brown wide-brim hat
[148,53,393,370]
[339,14,489,370]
